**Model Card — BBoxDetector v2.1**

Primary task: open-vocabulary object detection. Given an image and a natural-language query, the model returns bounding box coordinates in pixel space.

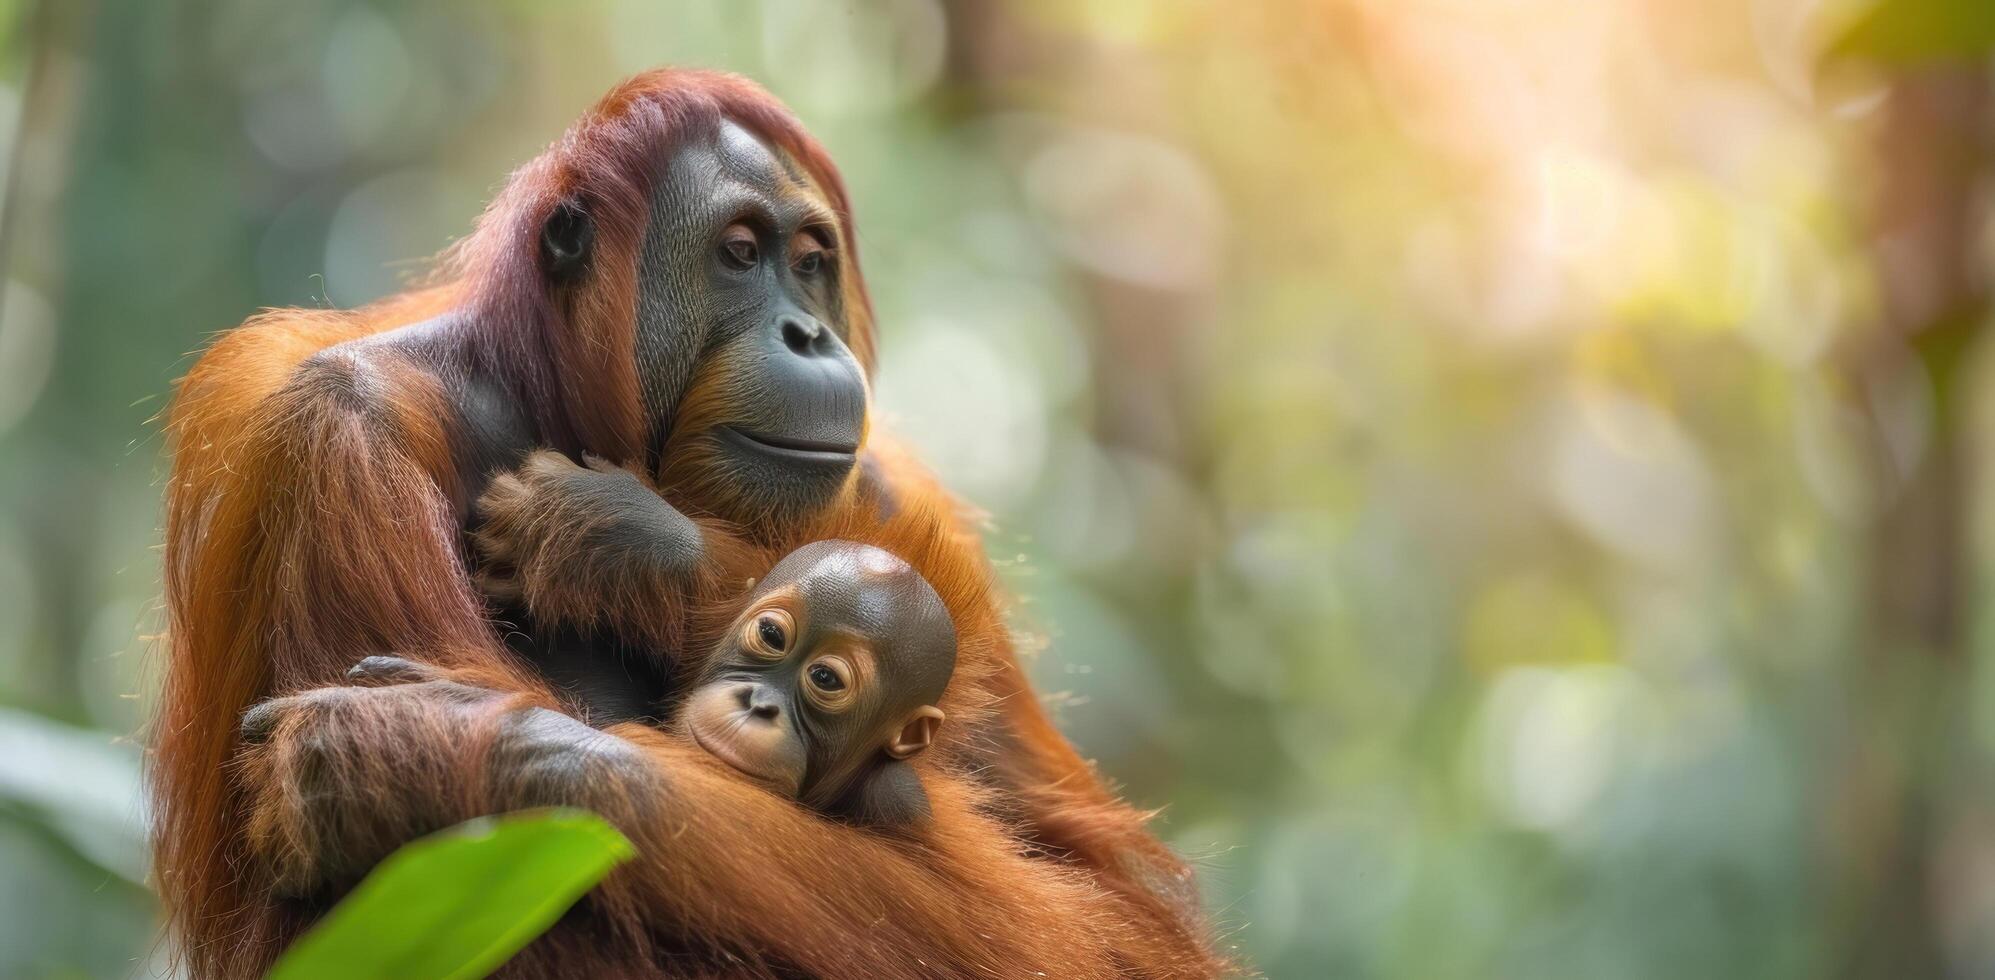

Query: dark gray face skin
[680,541,956,819]
[503,122,869,727]
[632,120,866,503]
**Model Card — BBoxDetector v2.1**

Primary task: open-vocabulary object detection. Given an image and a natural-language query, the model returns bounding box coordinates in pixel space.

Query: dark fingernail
[348,655,417,684]
[240,701,281,744]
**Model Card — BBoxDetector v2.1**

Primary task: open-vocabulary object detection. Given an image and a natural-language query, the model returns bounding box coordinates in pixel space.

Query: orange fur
[473,452,758,656]
[153,68,1223,978]
[478,434,1221,972]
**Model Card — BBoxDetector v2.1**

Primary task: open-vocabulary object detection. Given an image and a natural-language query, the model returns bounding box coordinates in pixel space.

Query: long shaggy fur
[473,451,758,655]
[153,68,1225,978]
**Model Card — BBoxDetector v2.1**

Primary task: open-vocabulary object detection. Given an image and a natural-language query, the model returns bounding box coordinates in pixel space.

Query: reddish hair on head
[153,68,1221,980]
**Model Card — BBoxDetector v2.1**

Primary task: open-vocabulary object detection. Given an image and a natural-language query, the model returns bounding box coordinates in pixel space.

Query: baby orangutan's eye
[743,609,794,659]
[801,655,855,710]
[808,662,844,692]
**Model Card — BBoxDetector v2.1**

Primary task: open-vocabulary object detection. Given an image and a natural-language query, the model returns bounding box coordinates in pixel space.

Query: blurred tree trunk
[939,0,1205,465]
[0,0,93,713]
[1839,64,1989,978]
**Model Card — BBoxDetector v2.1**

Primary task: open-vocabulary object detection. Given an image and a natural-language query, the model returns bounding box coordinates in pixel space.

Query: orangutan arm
[474,450,752,652]
[234,656,1211,980]
[163,333,1215,978]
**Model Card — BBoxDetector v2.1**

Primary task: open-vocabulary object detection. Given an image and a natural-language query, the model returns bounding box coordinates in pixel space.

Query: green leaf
[268,809,636,980]
[1826,0,1995,66]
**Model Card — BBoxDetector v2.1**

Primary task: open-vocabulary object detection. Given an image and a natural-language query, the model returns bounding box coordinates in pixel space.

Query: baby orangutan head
[681,540,956,825]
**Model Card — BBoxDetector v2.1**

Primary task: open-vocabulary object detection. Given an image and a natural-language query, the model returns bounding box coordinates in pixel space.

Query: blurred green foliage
[0,0,1993,978]
[1828,0,1995,66]
[269,810,634,980]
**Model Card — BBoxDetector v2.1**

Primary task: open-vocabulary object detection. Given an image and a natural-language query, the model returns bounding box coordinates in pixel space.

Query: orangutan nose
[739,683,783,721]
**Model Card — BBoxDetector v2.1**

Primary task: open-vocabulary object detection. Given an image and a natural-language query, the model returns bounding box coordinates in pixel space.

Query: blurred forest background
[2,0,1994,976]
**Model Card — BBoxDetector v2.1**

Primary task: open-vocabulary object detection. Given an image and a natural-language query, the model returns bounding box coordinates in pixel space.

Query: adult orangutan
[155,69,1221,978]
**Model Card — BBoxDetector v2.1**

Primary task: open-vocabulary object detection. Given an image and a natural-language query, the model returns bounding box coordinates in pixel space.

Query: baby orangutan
[472,453,958,826]
[677,540,957,827]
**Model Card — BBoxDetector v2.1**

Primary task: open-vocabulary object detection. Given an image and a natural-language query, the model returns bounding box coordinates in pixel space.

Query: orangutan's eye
[758,615,787,650]
[808,662,844,692]
[719,225,759,270]
[743,609,794,660]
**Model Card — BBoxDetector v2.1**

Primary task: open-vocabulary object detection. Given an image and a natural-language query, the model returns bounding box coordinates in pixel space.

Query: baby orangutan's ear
[884,706,944,760]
